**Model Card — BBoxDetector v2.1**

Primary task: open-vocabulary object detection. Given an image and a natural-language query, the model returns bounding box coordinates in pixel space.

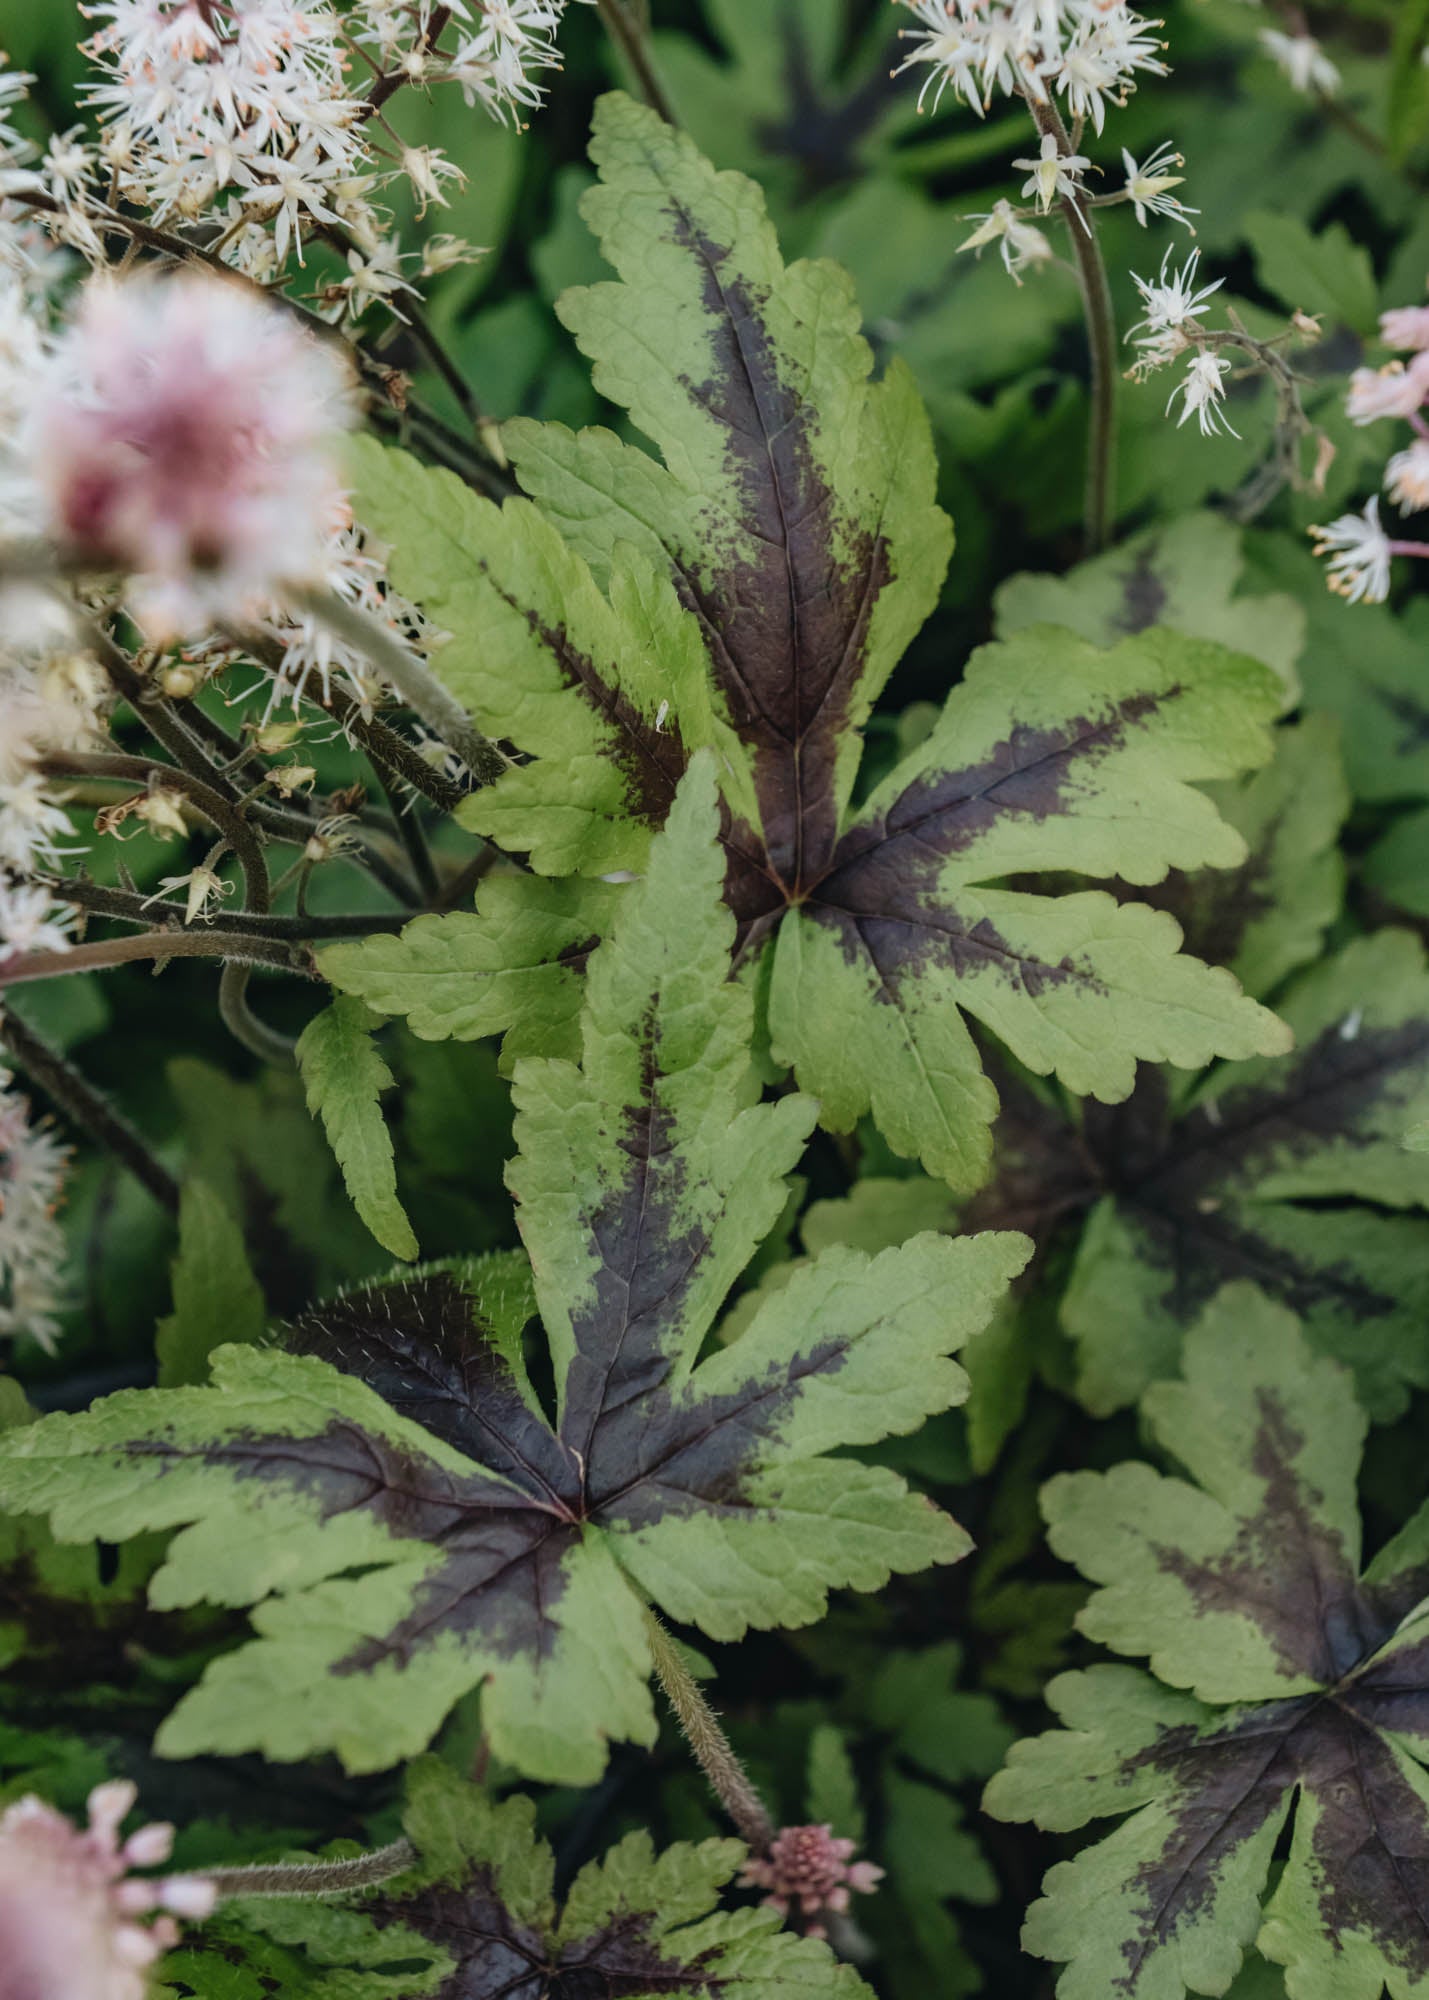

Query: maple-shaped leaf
[1062,927,1429,1418]
[332,92,1289,1195]
[172,1758,868,2000]
[995,511,1305,699]
[0,763,1026,1781]
[985,1282,1429,2000]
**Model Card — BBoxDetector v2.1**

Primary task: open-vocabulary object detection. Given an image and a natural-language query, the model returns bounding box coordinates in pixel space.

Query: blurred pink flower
[29,272,354,636]
[0,1780,215,2000]
[1346,353,1429,425]
[1380,305,1429,352]
[738,1823,884,1940]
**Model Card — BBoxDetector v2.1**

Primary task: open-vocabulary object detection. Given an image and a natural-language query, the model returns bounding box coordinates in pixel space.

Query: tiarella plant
[1,5,1428,1999]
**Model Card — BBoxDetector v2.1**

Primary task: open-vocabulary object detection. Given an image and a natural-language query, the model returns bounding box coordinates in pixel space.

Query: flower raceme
[0,1780,214,2000]
[28,272,355,636]
[893,0,1168,133]
[0,1069,70,1349]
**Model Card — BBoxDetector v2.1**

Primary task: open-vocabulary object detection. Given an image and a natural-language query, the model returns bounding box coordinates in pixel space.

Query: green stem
[201,1838,416,1901]
[595,0,676,122]
[1026,95,1118,554]
[642,1607,774,1852]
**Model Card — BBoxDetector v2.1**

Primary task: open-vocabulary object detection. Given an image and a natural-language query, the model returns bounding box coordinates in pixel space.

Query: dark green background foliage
[6,4,1429,1998]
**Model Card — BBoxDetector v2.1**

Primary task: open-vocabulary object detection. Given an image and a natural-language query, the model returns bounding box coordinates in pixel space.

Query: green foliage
[10,14,1429,1999]
[295,998,420,1262]
[156,1181,266,1389]
[170,1759,868,2000]
[338,93,1290,1197]
[987,1285,1429,2000]
[0,765,1026,1781]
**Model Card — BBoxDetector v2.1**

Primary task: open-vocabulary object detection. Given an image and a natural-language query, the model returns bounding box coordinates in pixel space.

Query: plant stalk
[643,1607,774,1853]
[201,1838,416,1901]
[595,0,676,123]
[0,1004,180,1215]
[283,583,509,786]
[1025,95,1118,553]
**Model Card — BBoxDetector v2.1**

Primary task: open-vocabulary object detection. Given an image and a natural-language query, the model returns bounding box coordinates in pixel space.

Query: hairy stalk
[201,1838,416,1901]
[42,876,410,940]
[0,1004,180,1215]
[643,1607,774,1852]
[1024,94,1118,553]
[0,930,314,987]
[595,0,676,123]
[283,582,509,785]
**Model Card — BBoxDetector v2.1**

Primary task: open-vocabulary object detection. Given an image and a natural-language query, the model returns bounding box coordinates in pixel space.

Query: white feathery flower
[1310,498,1395,605]
[449,0,594,124]
[252,504,436,714]
[959,198,1054,284]
[1167,349,1238,437]
[0,1778,215,1985]
[27,271,356,638]
[1121,140,1195,229]
[1386,439,1429,516]
[83,0,366,249]
[1259,27,1341,97]
[892,1,1166,128]
[1127,245,1223,370]
[1012,131,1092,222]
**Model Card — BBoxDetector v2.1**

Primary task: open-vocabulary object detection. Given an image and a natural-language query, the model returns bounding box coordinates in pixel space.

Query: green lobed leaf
[296,998,419,1263]
[156,1181,266,1389]
[320,876,621,1073]
[987,1284,1429,2000]
[186,1758,869,2000]
[346,98,1292,1195]
[0,763,1027,1782]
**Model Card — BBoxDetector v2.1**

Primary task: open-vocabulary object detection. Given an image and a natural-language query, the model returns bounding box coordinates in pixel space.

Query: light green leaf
[295,999,418,1262]
[156,1180,266,1388]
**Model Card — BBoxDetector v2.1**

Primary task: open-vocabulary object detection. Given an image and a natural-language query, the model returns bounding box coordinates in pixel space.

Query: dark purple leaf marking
[117,1046,865,1684]
[370,1865,725,2000]
[1055,1369,1429,1991]
[972,1012,1429,1349]
[1110,1661,1429,1993]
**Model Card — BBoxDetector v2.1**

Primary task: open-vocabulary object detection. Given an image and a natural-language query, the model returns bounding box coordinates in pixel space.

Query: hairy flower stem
[643,1607,774,1853]
[200,1837,416,1901]
[0,930,316,989]
[1025,96,1118,553]
[284,583,509,786]
[596,0,676,123]
[0,1004,180,1215]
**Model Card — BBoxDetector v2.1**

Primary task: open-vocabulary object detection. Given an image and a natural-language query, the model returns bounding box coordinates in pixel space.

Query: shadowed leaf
[179,1760,869,2000]
[0,765,1026,1782]
[986,1285,1429,2000]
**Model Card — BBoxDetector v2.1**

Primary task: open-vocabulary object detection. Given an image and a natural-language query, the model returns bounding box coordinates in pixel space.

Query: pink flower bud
[737,1822,885,1936]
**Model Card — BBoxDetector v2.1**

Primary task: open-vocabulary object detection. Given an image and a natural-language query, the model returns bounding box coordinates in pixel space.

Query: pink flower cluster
[28,272,354,636]
[0,1780,215,2000]
[1347,301,1429,516]
[738,1822,884,1940]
